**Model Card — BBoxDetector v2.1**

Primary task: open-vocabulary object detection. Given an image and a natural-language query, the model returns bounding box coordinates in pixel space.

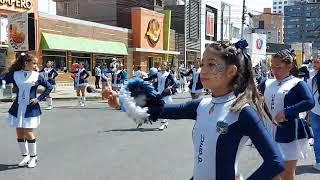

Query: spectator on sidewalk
[101,63,111,90]
[94,64,101,89]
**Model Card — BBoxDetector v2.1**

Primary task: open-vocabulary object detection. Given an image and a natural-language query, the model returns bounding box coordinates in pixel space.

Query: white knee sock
[47,98,53,107]
[27,139,37,158]
[78,96,82,105]
[17,139,28,156]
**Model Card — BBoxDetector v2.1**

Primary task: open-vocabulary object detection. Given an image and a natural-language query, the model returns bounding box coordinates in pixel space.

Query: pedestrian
[259,49,314,180]
[307,55,320,171]
[181,58,204,99]
[179,64,187,93]
[0,53,53,168]
[106,40,285,179]
[144,61,177,130]
[74,61,90,107]
[94,63,101,89]
[40,60,58,110]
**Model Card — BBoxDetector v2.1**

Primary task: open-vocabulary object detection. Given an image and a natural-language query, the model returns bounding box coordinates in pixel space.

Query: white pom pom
[119,90,149,126]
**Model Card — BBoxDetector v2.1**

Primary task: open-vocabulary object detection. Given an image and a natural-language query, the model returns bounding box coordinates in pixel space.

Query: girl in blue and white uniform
[181,59,203,99]
[144,62,177,130]
[111,61,126,92]
[40,60,58,110]
[259,49,314,180]
[0,53,53,168]
[108,40,285,179]
[74,62,90,107]
[307,55,320,171]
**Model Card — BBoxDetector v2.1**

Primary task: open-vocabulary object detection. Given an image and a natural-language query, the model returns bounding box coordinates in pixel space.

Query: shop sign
[206,11,215,37]
[146,19,161,45]
[0,0,32,10]
[7,12,29,51]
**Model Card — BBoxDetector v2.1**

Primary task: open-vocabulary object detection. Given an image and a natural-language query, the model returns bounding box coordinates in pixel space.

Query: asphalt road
[0,96,319,180]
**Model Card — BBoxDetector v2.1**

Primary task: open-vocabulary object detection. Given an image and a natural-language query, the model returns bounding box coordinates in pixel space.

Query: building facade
[284,2,320,53]
[252,8,284,44]
[272,0,310,14]
[55,0,164,29]
[39,0,56,14]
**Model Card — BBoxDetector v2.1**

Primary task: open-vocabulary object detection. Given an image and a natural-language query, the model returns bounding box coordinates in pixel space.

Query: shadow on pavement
[50,106,111,110]
[296,165,320,175]
[103,128,160,133]
[0,164,23,171]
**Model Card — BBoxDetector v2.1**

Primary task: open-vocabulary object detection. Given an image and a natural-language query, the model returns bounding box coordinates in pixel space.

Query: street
[0,96,319,180]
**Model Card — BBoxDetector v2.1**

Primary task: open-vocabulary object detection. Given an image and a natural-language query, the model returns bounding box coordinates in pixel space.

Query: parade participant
[307,55,320,171]
[40,60,58,110]
[0,53,53,168]
[101,63,111,90]
[94,63,101,89]
[260,49,314,180]
[110,59,126,92]
[144,61,177,130]
[74,62,90,107]
[181,58,204,99]
[179,64,187,93]
[106,40,285,180]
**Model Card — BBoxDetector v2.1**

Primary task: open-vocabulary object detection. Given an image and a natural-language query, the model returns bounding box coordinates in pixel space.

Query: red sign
[206,11,215,37]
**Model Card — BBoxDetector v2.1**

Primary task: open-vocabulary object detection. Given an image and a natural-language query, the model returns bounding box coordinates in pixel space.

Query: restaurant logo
[146,19,161,45]
[256,39,263,50]
[0,0,33,10]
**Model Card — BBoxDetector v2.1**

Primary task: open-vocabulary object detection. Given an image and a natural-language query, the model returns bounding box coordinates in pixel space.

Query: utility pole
[221,2,225,42]
[241,0,246,38]
[302,2,305,62]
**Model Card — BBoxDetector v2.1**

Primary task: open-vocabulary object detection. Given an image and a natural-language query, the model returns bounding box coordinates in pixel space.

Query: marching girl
[74,62,90,107]
[307,55,320,171]
[40,60,58,110]
[144,62,177,130]
[0,53,53,168]
[106,40,285,179]
[259,49,314,180]
[181,59,204,99]
[110,60,126,92]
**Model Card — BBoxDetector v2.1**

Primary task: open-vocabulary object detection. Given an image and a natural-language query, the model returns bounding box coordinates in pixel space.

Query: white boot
[45,98,53,110]
[27,139,37,168]
[78,96,82,107]
[17,139,30,167]
[81,97,86,107]
[158,119,168,131]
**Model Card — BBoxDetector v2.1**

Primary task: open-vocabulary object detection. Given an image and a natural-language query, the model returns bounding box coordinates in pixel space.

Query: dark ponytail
[8,53,34,73]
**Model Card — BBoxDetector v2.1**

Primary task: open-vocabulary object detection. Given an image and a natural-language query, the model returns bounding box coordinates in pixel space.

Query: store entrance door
[148,56,162,70]
[0,48,7,74]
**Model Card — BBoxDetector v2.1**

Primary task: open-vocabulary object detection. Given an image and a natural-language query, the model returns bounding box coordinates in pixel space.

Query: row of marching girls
[0,53,53,168]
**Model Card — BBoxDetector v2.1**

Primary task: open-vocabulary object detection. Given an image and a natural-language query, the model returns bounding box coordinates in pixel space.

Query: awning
[129,48,180,55]
[40,33,128,55]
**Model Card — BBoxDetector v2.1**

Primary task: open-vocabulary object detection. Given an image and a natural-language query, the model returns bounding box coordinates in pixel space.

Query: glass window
[155,0,163,7]
[258,20,265,29]
[274,6,277,9]
[279,11,282,13]
[274,2,277,5]
[273,11,277,13]
[42,51,67,72]
[278,6,282,9]
[279,1,282,4]
[71,52,92,70]
[284,1,287,4]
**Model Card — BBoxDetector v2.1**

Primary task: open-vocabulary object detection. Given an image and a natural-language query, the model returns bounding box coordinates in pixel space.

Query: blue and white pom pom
[119,78,164,126]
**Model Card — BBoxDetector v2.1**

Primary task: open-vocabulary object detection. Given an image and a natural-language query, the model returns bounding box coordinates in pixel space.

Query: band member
[105,40,285,179]
[144,62,177,130]
[0,53,53,168]
[259,49,314,180]
[181,58,204,99]
[74,62,90,107]
[40,60,58,110]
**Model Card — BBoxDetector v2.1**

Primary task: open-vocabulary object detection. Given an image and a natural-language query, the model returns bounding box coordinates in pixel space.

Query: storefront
[0,0,37,73]
[130,8,179,72]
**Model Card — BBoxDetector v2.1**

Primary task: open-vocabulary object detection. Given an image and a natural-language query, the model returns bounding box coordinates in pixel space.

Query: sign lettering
[0,0,33,10]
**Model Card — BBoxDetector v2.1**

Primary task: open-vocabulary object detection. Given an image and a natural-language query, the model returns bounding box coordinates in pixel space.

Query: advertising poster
[0,16,8,45]
[206,11,215,37]
[7,12,29,51]
[250,33,267,67]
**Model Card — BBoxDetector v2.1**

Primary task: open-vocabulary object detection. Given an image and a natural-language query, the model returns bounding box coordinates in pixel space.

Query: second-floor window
[258,20,264,29]
[155,0,163,7]
[64,2,70,16]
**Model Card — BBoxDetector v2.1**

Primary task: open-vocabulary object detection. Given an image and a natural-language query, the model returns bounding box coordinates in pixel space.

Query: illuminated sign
[146,19,161,45]
[0,0,33,10]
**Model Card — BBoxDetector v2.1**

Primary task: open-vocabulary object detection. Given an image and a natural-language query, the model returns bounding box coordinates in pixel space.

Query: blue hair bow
[235,39,250,63]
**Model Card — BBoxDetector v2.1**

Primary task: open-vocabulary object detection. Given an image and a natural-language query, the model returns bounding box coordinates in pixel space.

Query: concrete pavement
[0,96,319,180]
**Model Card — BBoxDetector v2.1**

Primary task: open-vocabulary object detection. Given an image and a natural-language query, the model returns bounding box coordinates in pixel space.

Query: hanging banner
[206,11,215,37]
[7,12,29,51]
[0,16,8,45]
